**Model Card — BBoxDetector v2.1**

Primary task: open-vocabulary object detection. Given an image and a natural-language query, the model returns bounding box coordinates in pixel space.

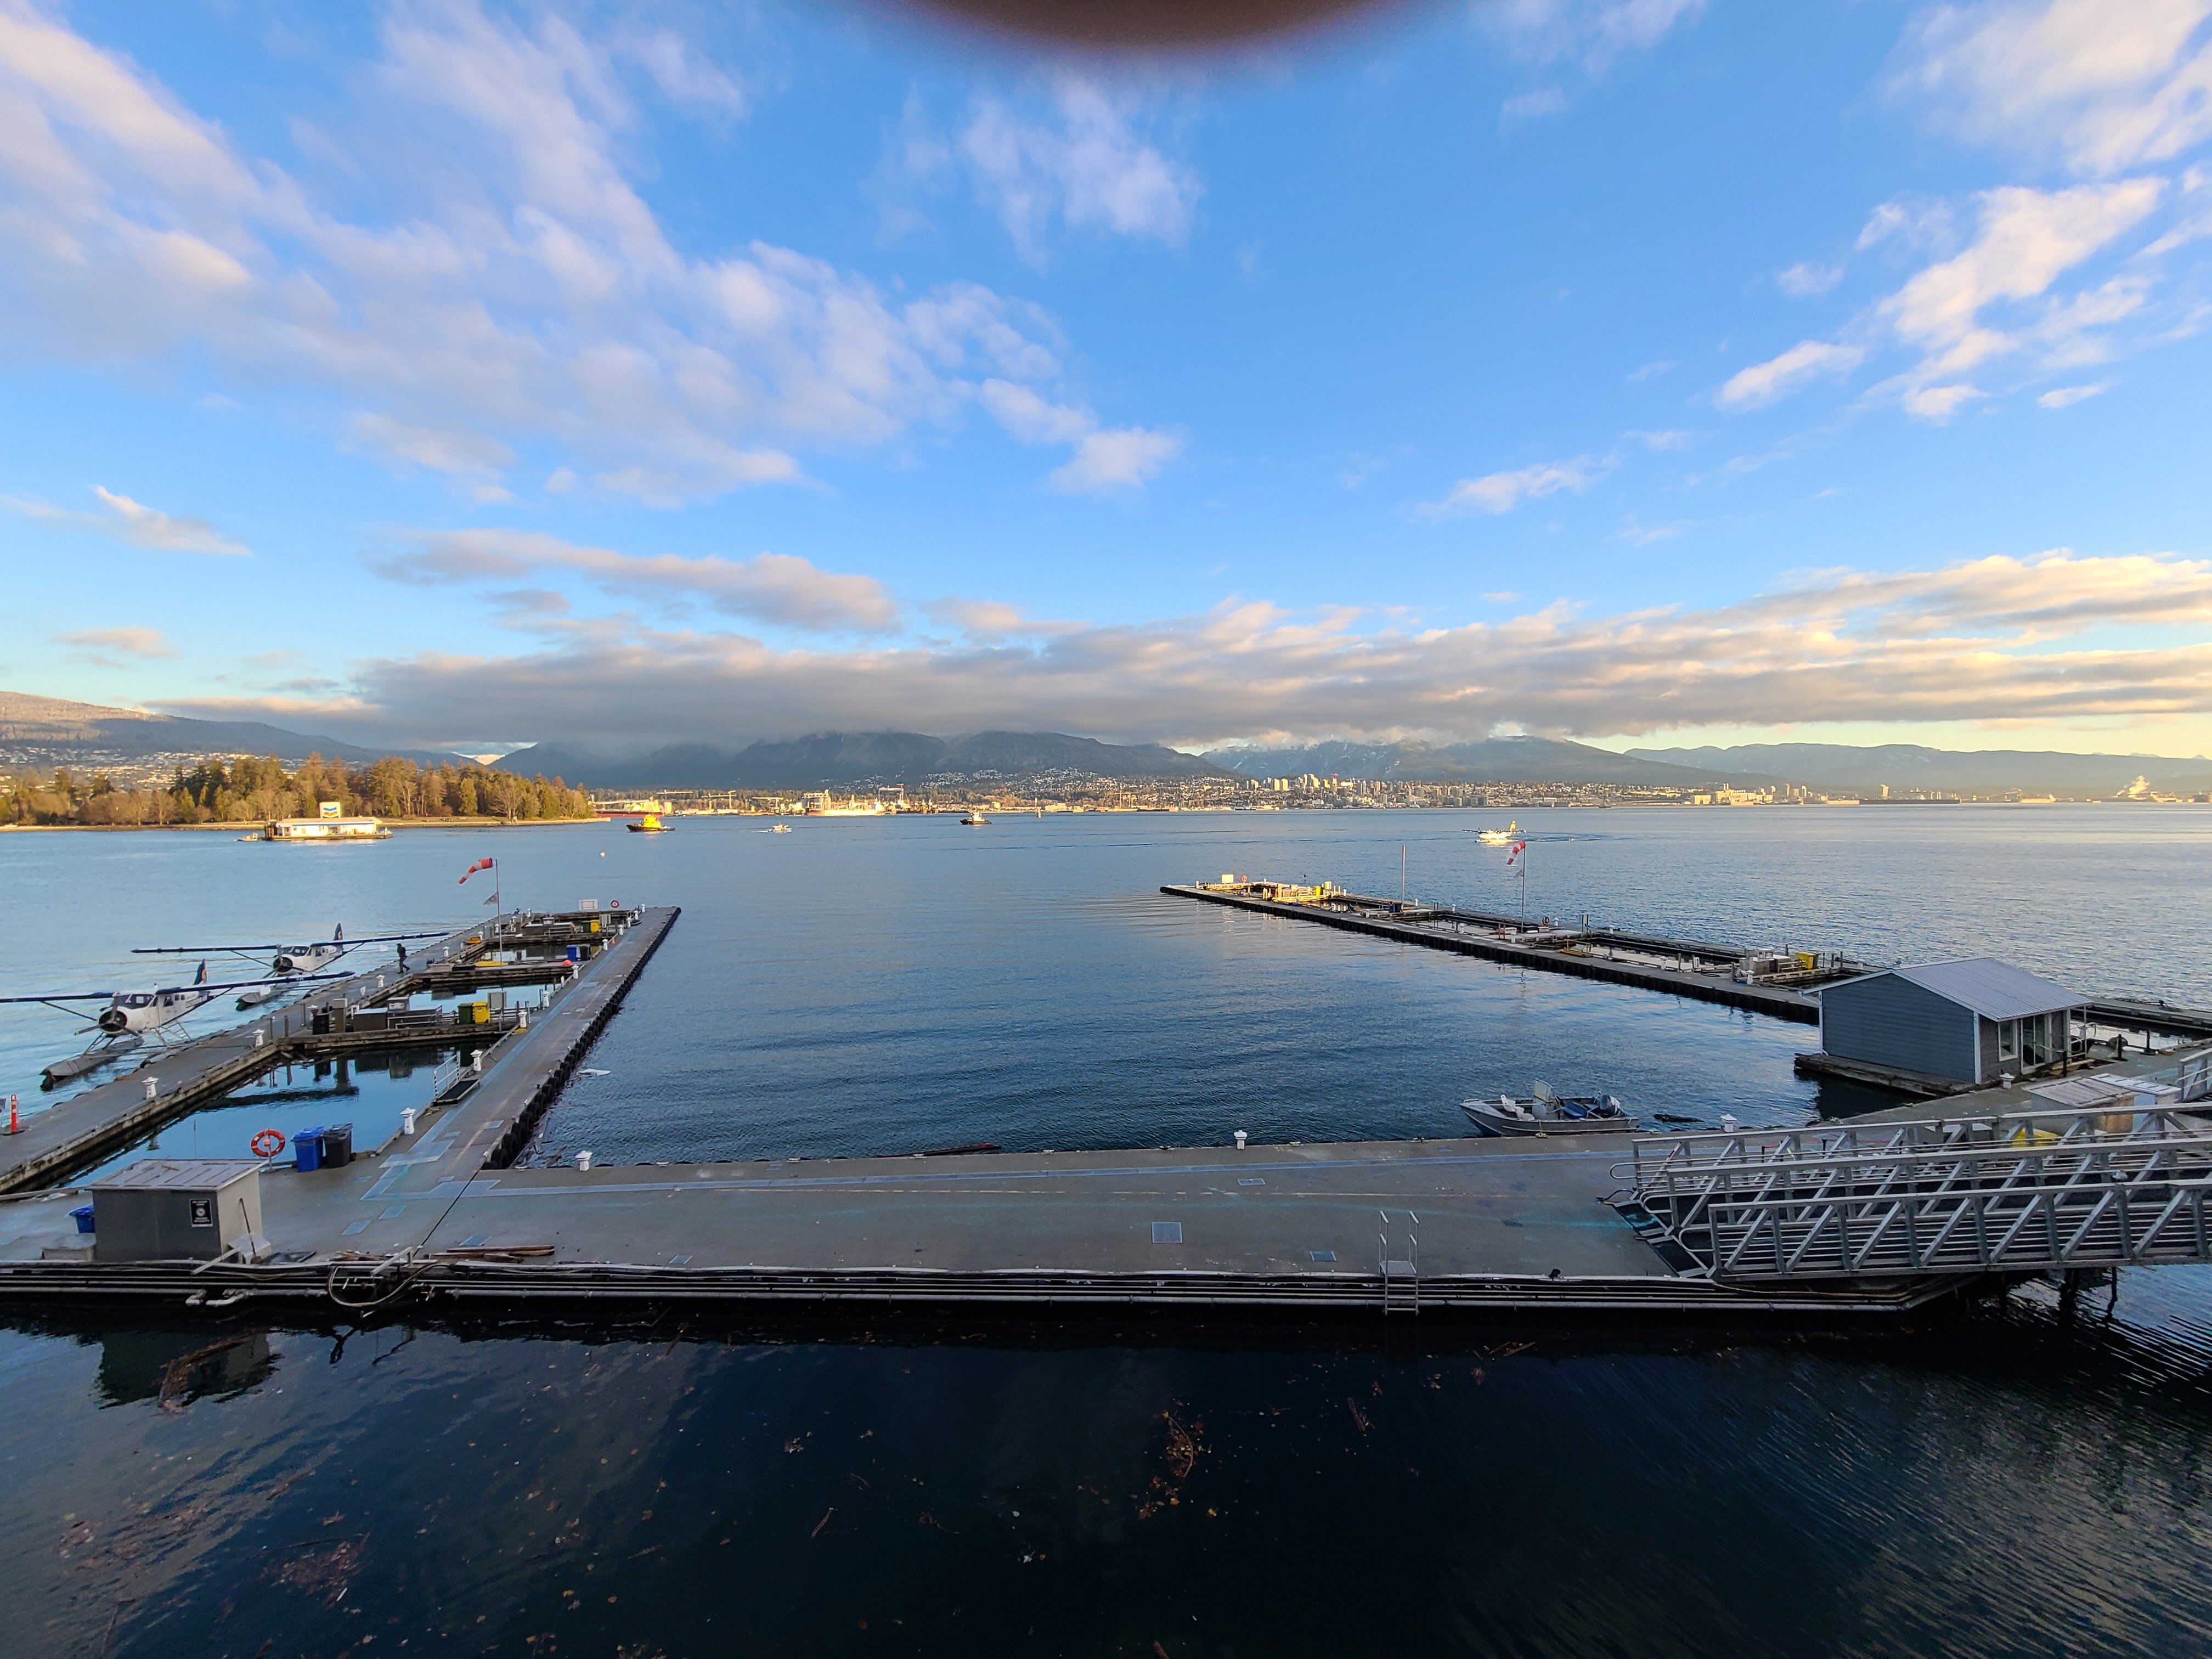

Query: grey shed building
[1816,959,2087,1086]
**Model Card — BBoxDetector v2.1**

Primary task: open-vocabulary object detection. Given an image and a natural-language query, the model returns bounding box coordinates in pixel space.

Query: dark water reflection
[7,1289,2212,1658]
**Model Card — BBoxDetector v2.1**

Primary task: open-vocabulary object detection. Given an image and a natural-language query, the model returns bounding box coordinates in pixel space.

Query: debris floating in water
[578,1068,611,1077]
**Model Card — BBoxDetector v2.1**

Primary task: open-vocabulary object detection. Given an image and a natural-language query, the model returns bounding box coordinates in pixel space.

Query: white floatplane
[1476,819,1519,846]
[133,924,443,1007]
[2,962,349,1085]
[1460,1080,1638,1136]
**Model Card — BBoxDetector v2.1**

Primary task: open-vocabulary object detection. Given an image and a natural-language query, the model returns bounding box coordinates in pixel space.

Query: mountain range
[0,691,454,768]
[9,691,2210,795]
[492,731,1233,788]
[1626,742,2212,796]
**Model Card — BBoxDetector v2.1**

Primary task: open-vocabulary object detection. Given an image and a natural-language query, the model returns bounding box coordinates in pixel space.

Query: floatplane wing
[0,970,350,1010]
[132,929,443,955]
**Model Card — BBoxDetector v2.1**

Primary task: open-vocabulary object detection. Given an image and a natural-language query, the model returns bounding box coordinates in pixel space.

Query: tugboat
[1461,1080,1637,1136]
[628,813,670,833]
[960,809,992,826]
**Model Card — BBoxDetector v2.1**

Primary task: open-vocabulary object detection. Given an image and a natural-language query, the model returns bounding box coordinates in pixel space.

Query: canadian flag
[459,857,495,884]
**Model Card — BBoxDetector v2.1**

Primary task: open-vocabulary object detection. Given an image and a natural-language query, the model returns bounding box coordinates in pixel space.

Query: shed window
[2022,1014,2052,1068]
[1997,1020,2018,1061]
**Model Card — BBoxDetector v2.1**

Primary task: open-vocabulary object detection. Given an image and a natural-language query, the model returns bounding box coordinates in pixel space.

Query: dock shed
[1816,959,2088,1087]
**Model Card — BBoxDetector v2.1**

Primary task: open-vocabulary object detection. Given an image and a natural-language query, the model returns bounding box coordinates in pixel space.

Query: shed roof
[1836,958,2084,1021]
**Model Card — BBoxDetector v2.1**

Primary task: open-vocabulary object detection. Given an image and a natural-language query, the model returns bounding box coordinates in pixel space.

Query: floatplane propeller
[1,962,351,1087]
[134,924,444,1006]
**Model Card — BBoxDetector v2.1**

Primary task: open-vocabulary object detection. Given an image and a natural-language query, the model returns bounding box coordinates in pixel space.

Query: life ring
[250,1128,286,1159]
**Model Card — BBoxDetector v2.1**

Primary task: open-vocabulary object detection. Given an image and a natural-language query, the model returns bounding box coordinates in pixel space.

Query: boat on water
[1460,1080,1637,1136]
[1476,819,1519,846]
[961,811,991,826]
[768,823,793,833]
[628,814,671,833]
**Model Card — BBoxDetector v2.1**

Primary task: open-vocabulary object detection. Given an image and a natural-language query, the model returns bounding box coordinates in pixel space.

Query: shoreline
[0,816,604,834]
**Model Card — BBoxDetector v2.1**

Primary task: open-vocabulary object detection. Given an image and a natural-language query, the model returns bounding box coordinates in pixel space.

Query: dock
[0,907,672,1194]
[1163,883,1828,1021]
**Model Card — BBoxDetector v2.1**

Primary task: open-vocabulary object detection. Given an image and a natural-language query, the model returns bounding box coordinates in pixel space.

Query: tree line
[4,753,595,826]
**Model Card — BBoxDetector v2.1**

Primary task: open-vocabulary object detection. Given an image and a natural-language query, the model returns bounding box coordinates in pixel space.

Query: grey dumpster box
[90,1160,263,1263]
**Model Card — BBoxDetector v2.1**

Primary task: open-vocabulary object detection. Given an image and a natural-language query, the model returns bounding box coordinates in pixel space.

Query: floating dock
[0,907,671,1194]
[1164,882,1830,1021]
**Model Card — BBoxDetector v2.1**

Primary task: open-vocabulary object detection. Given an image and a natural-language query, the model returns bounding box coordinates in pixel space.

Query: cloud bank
[167,547,2212,752]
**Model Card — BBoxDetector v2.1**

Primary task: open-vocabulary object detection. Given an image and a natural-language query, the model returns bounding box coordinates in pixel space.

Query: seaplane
[133,924,444,1007]
[1476,819,1519,846]
[2,962,349,1086]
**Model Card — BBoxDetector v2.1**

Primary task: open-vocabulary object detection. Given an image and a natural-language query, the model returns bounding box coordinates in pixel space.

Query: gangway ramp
[1621,1105,2212,1282]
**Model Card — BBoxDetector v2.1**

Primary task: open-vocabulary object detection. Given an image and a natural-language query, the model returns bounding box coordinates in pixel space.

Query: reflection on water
[5,1287,2212,1658]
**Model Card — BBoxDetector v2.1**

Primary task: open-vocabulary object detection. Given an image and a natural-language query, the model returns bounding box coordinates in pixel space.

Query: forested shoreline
[3,753,595,826]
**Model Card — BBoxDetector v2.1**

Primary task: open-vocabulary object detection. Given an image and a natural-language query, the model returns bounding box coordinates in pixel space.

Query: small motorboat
[1476,819,1519,845]
[961,811,991,826]
[768,823,792,833]
[1461,1080,1637,1136]
[628,814,670,833]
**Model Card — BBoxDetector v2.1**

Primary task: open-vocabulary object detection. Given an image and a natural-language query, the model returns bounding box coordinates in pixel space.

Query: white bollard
[1234,1131,1248,1150]
[143,1076,158,1102]
[517,1008,529,1030]
[400,1108,417,1137]
[1719,1113,1739,1133]
[575,1149,593,1171]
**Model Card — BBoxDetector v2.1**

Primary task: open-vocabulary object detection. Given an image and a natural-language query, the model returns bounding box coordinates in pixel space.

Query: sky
[2,0,2210,759]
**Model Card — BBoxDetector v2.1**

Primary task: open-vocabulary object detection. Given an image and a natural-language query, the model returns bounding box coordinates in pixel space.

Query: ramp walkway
[1621,1103,2212,1281]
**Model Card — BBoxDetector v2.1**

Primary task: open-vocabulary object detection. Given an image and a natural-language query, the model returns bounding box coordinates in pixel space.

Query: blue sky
[3,0,2209,757]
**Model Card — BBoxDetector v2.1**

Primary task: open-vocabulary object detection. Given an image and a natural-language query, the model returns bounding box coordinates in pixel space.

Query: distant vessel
[263,815,389,842]
[1461,1081,1636,1137]
[768,823,793,833]
[628,814,670,833]
[961,810,992,826]
[1476,819,1519,845]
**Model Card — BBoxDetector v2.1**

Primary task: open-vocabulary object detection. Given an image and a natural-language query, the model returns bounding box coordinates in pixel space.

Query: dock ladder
[1620,1103,2212,1282]
[1379,1209,1419,1314]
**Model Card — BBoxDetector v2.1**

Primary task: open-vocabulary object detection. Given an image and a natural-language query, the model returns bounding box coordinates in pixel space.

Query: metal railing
[1619,1106,2212,1281]
[1379,1209,1419,1314]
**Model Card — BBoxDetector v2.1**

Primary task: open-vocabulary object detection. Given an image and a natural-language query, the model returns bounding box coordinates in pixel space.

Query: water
[4,806,2211,1656]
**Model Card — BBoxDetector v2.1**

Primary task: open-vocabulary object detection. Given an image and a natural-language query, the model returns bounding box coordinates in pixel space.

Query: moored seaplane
[2,962,350,1087]
[133,924,444,1007]
[1476,818,1519,846]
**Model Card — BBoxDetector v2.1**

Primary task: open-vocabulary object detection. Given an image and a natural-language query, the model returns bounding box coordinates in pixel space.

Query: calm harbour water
[4,805,2211,1657]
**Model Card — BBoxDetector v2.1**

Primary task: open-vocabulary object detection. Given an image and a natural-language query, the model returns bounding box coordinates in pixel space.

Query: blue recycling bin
[70,1204,95,1234]
[294,1126,325,1172]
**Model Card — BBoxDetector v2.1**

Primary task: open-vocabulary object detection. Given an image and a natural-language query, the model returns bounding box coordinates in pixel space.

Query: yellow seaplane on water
[1476,819,1519,846]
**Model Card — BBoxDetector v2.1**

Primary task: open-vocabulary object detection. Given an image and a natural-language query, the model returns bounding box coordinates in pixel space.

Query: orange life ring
[251,1128,286,1158]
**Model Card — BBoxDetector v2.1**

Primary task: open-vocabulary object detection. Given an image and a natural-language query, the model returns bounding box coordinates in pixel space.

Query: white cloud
[1049,427,1182,493]
[1501,87,1569,122]
[1902,383,1985,420]
[0,3,1151,505]
[1483,0,1709,75]
[370,530,902,634]
[917,79,1201,267]
[1419,455,1612,516]
[978,379,1094,445]
[9,486,250,555]
[1778,261,1843,296]
[173,549,2212,752]
[2039,382,2109,407]
[1894,0,2212,176]
[348,413,516,478]
[56,626,176,661]
[1716,341,1866,409]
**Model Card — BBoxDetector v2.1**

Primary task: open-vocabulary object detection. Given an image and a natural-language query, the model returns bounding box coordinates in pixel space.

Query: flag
[483,894,499,906]
[459,857,494,884]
